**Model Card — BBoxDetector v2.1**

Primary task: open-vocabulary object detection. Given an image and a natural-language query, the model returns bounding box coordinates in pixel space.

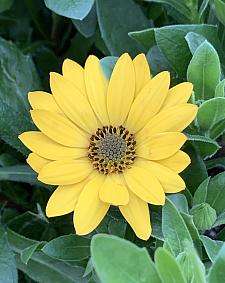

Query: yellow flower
[19,53,197,240]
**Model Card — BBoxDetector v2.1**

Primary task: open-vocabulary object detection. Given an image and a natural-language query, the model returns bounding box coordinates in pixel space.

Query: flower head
[19,53,197,240]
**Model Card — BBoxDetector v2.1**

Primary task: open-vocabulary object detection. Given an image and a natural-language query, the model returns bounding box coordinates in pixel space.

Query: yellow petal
[46,171,98,217]
[85,55,109,125]
[119,191,151,240]
[107,53,135,126]
[99,174,129,205]
[137,104,198,142]
[126,71,170,133]
[30,109,88,147]
[158,150,191,173]
[137,132,187,160]
[137,160,186,193]
[74,174,110,235]
[50,72,98,133]
[46,182,85,217]
[123,166,165,205]
[62,58,86,95]
[27,153,50,173]
[162,82,193,109]
[38,158,93,185]
[28,91,63,113]
[133,53,151,96]
[19,131,87,160]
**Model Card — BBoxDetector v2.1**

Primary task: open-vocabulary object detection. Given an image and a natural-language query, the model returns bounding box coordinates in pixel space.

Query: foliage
[1,0,225,282]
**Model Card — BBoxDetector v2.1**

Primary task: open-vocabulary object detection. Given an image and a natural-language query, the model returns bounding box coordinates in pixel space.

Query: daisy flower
[19,53,197,240]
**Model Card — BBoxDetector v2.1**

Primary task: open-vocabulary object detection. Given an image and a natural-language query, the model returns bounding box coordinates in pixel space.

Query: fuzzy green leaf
[0,229,18,283]
[197,98,225,131]
[42,235,90,261]
[162,198,192,256]
[91,234,161,283]
[177,243,206,283]
[0,165,41,186]
[187,41,221,100]
[155,247,186,283]
[208,245,225,283]
[188,134,220,159]
[200,235,224,262]
[44,0,94,20]
[190,203,217,230]
[212,0,225,26]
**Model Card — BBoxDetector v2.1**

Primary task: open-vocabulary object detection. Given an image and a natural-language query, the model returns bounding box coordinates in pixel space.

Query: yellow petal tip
[138,230,151,241]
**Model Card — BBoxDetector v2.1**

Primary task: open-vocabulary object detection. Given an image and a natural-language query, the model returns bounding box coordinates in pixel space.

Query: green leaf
[91,234,161,283]
[108,219,127,238]
[100,56,118,80]
[0,0,14,13]
[42,235,90,261]
[210,118,225,139]
[83,258,94,277]
[208,245,225,283]
[129,27,156,50]
[26,44,60,89]
[200,235,224,262]
[187,41,221,101]
[181,145,208,193]
[192,172,225,215]
[181,213,202,257]
[0,165,42,186]
[66,33,94,65]
[190,203,217,230]
[21,242,43,265]
[215,79,225,97]
[193,177,210,206]
[212,0,225,26]
[177,243,206,283]
[167,194,189,214]
[0,152,19,167]
[206,172,225,214]
[187,134,220,159]
[162,198,192,256]
[7,229,87,283]
[7,212,51,240]
[155,247,186,283]
[185,32,206,54]
[44,0,94,20]
[72,4,97,38]
[0,102,35,155]
[146,46,174,76]
[0,229,18,283]
[0,37,40,154]
[197,98,225,132]
[151,212,164,241]
[214,211,225,227]
[177,248,205,283]
[130,24,221,77]
[0,37,41,114]
[205,157,225,170]
[144,0,199,23]
[96,0,149,56]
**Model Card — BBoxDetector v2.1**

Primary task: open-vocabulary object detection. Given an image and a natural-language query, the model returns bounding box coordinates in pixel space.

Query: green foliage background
[1,0,225,282]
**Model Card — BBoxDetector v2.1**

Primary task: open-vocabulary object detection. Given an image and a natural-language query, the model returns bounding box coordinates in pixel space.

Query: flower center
[88,125,136,174]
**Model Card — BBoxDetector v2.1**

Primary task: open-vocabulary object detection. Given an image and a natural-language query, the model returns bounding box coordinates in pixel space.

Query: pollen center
[88,126,136,174]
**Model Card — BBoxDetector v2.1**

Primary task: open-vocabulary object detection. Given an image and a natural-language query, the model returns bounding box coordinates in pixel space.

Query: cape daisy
[19,53,197,240]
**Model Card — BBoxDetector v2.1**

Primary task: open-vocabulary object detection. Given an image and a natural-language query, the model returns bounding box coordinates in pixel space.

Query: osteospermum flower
[19,53,197,240]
